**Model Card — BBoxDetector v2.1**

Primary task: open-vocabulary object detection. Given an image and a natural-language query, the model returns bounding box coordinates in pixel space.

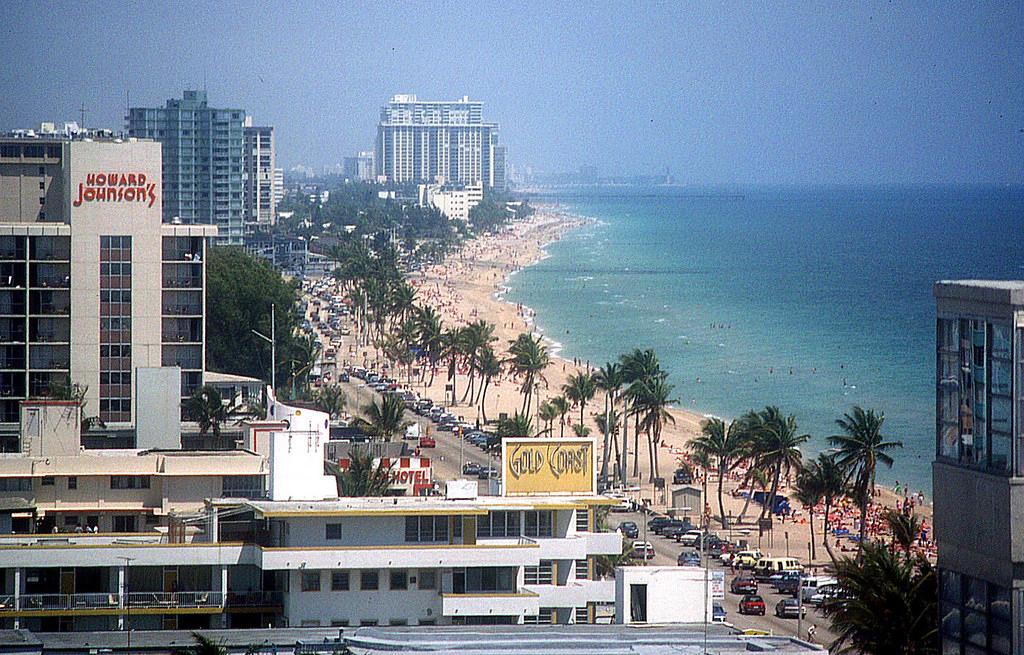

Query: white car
[679,529,704,547]
[631,541,655,560]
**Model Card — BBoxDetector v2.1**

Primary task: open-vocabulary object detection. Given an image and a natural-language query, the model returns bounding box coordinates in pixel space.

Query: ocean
[504,185,1024,493]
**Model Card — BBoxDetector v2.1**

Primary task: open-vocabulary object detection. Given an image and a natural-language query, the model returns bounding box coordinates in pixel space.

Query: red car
[418,436,436,448]
[730,576,758,595]
[738,594,766,616]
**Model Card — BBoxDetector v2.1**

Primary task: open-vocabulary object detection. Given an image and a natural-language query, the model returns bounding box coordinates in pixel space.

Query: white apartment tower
[376,95,504,189]
[243,120,276,230]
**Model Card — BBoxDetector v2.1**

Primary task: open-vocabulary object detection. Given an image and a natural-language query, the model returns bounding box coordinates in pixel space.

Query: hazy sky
[3,2,1022,183]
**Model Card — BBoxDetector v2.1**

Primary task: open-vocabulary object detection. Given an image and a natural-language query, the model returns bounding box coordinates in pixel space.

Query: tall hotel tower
[375,95,504,189]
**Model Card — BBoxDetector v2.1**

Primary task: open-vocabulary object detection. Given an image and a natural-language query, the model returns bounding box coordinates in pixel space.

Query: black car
[619,521,639,539]
[661,521,693,539]
[647,517,671,533]
[462,462,481,476]
[775,574,801,596]
[673,467,694,485]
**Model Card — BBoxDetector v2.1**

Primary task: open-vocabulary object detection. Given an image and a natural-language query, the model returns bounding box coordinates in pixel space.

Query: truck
[404,423,421,440]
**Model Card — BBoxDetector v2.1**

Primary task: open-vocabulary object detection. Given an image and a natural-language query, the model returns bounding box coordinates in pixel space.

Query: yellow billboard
[502,437,596,496]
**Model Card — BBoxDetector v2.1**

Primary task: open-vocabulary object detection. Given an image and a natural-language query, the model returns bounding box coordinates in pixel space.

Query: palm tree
[824,542,937,654]
[315,386,347,420]
[795,465,824,561]
[619,348,667,480]
[442,326,466,405]
[326,450,393,497]
[593,362,624,486]
[594,408,622,484]
[572,423,592,438]
[884,510,923,558]
[174,632,226,655]
[182,386,229,437]
[692,449,713,524]
[803,452,849,563]
[690,417,750,529]
[830,406,903,546]
[737,466,770,523]
[550,395,571,438]
[459,320,496,403]
[354,394,410,440]
[562,371,597,429]
[747,406,809,521]
[506,333,549,416]
[537,401,559,436]
[497,412,534,438]
[414,305,445,386]
[633,376,677,481]
[286,333,321,398]
[475,345,503,423]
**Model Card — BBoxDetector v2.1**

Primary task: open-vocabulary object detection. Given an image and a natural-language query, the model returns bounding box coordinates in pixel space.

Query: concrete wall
[284,568,442,626]
[614,567,713,624]
[266,391,336,501]
[933,461,1020,586]
[20,401,80,456]
[67,140,164,427]
[135,366,181,450]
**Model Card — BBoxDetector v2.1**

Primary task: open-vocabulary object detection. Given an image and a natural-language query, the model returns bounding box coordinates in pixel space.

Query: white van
[800,576,838,601]
[753,556,802,580]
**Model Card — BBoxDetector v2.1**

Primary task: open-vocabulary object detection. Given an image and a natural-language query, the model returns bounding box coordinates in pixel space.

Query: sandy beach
[348,206,935,567]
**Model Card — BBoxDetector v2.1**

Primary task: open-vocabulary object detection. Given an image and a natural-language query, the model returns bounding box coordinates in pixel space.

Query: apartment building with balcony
[0,135,216,447]
[0,394,622,633]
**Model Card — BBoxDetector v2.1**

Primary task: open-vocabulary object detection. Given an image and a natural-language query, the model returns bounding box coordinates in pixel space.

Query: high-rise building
[243,119,276,230]
[0,134,215,446]
[933,280,1024,654]
[492,145,507,191]
[126,90,245,244]
[343,151,375,182]
[375,95,502,189]
[273,167,284,205]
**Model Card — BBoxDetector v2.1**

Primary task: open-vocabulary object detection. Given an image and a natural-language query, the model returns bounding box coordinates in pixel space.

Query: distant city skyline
[2,2,1022,184]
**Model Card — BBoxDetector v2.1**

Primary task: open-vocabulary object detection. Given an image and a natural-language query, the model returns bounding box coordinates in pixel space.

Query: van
[753,557,802,580]
[800,576,838,601]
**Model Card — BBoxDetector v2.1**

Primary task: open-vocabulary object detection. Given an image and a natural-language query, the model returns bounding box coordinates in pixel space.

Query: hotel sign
[74,172,157,208]
[502,437,596,496]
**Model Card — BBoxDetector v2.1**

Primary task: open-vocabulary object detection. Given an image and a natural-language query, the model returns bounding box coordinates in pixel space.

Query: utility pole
[251,303,276,394]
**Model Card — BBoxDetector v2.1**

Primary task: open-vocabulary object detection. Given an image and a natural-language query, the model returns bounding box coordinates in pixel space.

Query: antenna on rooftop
[78,103,86,129]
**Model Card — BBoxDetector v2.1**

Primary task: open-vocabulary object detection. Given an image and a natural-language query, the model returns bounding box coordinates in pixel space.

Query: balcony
[440,589,539,618]
[258,539,539,571]
[0,591,253,616]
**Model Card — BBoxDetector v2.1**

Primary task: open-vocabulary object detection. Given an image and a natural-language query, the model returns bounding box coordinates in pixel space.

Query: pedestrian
[807,624,817,642]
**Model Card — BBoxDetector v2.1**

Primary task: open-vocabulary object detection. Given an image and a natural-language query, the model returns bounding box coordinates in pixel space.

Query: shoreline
[406,203,934,564]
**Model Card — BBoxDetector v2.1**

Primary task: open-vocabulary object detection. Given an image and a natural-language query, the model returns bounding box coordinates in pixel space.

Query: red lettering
[147,184,156,207]
[73,183,84,207]
[127,173,137,186]
[124,188,135,202]
[95,173,106,186]
[138,173,146,186]
[83,187,95,202]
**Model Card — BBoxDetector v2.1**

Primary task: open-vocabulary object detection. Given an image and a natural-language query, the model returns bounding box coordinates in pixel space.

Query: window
[222,475,263,498]
[452,567,516,594]
[478,511,520,538]
[524,561,554,585]
[524,608,554,625]
[330,619,349,627]
[404,515,448,542]
[575,509,590,532]
[360,570,379,590]
[524,511,553,537]
[110,475,150,489]
[388,618,408,626]
[112,515,136,532]
[390,570,408,590]
[574,606,589,623]
[325,523,343,540]
[331,571,349,591]
[301,570,321,592]
[67,476,77,490]
[418,570,437,590]
[359,619,378,626]
[41,476,54,486]
[0,478,32,492]
[575,559,589,580]
[299,619,321,627]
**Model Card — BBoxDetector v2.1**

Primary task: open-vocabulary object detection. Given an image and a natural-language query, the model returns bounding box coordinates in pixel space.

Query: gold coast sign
[502,438,595,495]
[73,172,157,208]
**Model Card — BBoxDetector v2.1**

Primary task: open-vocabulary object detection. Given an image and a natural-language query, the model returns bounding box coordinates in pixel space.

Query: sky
[2,1,1022,184]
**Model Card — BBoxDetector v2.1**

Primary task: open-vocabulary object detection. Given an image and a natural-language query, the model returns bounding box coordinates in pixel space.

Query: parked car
[418,436,436,448]
[730,575,758,595]
[774,598,806,619]
[809,584,845,607]
[609,496,635,513]
[631,541,655,560]
[462,463,481,476]
[738,594,766,616]
[800,576,839,602]
[678,529,705,547]
[732,550,764,569]
[654,519,689,536]
[672,466,694,485]
[677,551,701,567]
[646,517,671,533]
[477,466,498,480]
[753,557,802,581]
[712,603,727,623]
[774,572,802,596]
[619,521,639,539]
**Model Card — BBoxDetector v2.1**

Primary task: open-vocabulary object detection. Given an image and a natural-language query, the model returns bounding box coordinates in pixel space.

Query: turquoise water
[505,185,1024,493]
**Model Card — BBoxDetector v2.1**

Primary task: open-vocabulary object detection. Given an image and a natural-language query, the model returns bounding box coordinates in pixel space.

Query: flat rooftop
[343,625,824,654]
[935,279,1024,305]
[243,494,614,517]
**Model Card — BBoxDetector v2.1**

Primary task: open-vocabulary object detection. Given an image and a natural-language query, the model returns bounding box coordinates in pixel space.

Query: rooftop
[934,279,1024,305]
[343,625,824,654]
[0,449,266,477]
[242,493,614,517]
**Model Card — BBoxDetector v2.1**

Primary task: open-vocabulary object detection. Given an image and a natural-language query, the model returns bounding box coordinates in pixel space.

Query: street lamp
[252,303,276,393]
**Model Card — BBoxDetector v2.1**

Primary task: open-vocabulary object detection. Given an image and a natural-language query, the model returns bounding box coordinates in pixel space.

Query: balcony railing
[0,590,281,614]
